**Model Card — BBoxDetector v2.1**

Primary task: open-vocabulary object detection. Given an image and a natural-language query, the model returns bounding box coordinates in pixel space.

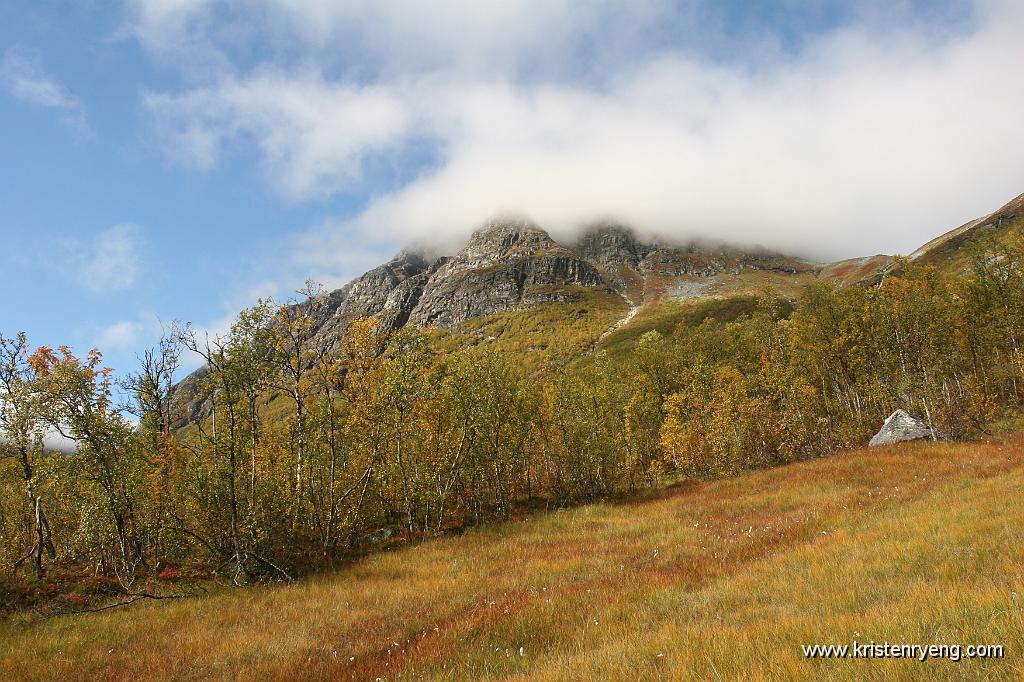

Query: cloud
[137,1,1024,261]
[96,320,144,350]
[0,47,93,137]
[91,312,162,354]
[77,224,141,294]
[126,0,682,80]
[121,0,233,80]
[143,73,413,196]
[288,220,412,289]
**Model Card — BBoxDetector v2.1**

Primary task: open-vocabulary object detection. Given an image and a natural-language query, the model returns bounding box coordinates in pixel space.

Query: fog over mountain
[138,0,1024,266]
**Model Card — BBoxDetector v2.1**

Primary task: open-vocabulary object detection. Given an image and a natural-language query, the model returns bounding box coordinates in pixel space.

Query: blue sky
[1,0,1021,383]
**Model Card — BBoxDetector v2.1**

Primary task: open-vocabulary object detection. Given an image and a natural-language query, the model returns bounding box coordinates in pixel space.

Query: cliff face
[322,250,445,331]
[407,220,603,328]
[304,220,604,344]
[574,224,652,270]
[302,220,815,334]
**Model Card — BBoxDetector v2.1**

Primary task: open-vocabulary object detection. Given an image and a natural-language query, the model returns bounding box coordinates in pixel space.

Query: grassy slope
[436,286,626,370]
[598,295,772,358]
[908,192,1024,277]
[4,437,1024,680]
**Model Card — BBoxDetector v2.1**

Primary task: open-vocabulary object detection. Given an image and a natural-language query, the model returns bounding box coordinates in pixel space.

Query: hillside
[910,192,1024,272]
[8,4,1024,680]
[4,435,1022,680]
[6,193,1024,681]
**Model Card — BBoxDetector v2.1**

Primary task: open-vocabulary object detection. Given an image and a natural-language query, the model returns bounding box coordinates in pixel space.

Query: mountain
[173,192,1024,425]
[308,219,820,340]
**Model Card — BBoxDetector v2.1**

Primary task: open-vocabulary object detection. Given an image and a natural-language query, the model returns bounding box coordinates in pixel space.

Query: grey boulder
[869,409,933,447]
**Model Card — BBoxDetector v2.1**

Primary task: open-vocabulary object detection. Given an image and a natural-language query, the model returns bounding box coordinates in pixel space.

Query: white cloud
[90,312,166,355]
[121,0,232,80]
[136,1,1024,261]
[289,220,410,289]
[96,320,144,351]
[77,224,141,294]
[143,73,413,196]
[0,47,93,137]
[126,0,679,80]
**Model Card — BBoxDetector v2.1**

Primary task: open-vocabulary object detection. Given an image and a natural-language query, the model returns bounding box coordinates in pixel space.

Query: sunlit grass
[600,295,769,357]
[437,286,626,369]
[3,437,1023,680]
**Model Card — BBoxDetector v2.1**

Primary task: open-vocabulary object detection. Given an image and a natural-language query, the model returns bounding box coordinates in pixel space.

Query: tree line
[2,238,1023,587]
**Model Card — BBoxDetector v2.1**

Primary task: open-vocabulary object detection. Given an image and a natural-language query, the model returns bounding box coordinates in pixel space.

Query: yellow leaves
[659,391,690,471]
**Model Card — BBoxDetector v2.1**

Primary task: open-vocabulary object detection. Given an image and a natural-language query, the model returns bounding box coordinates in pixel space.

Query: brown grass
[4,436,1024,680]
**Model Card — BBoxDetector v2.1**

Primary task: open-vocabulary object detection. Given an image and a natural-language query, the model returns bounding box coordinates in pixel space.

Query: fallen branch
[12,544,35,569]
[250,551,293,582]
[32,590,191,619]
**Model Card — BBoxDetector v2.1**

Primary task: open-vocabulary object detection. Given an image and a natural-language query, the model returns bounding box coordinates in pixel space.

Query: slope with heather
[3,435,1023,681]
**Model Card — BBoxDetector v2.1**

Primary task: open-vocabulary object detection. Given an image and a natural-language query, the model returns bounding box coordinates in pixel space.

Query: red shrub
[62,591,89,606]
[157,567,182,582]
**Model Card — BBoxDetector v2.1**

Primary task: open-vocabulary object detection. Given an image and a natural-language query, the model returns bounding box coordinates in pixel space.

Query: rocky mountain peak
[574,223,651,269]
[403,219,601,328]
[173,192,1024,429]
[386,248,431,276]
[469,217,552,244]
[459,219,563,266]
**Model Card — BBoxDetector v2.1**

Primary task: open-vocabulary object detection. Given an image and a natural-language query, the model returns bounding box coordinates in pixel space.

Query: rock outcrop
[407,220,602,328]
[313,220,606,332]
[868,409,933,447]
[317,250,446,333]
[575,224,652,270]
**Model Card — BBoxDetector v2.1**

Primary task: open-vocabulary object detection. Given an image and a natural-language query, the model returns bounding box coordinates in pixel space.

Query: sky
[2,0,1023,382]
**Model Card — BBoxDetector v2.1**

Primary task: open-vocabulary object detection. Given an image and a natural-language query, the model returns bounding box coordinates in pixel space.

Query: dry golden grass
[4,436,1024,680]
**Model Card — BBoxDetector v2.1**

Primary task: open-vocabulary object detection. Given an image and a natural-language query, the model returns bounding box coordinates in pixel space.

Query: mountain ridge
[173,192,1024,426]
[312,189,1023,337]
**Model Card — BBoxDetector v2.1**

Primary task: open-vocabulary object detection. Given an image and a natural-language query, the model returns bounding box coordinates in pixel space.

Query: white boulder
[869,409,933,447]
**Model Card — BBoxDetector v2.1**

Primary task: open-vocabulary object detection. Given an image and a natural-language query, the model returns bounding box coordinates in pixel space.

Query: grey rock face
[575,224,652,270]
[171,365,211,427]
[406,220,603,328]
[317,221,818,333]
[868,409,933,446]
[308,250,447,345]
[635,241,817,279]
[332,250,435,323]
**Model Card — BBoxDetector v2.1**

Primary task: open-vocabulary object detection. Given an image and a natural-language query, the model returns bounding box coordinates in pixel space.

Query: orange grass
[3,436,1024,680]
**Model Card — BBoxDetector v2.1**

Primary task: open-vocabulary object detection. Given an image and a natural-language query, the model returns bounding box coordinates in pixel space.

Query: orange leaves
[26,346,57,376]
[29,345,108,383]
